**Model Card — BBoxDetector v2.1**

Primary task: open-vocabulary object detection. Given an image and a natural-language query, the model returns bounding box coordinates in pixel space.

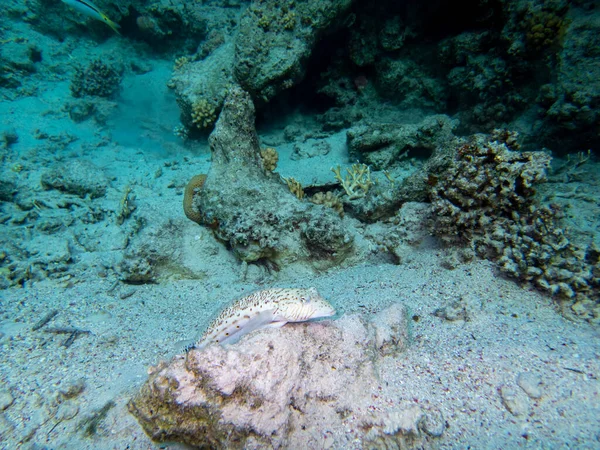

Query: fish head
[299,287,336,319]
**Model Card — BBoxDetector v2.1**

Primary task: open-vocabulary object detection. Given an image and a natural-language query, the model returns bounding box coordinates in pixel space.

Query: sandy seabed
[1,248,599,449]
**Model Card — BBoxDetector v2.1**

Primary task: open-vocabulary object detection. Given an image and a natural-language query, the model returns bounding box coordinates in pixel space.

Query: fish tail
[101,13,121,35]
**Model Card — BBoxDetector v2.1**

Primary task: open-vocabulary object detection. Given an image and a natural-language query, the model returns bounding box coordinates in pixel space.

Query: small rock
[0,390,14,410]
[421,407,445,437]
[369,302,409,356]
[41,160,108,198]
[517,372,543,399]
[499,385,529,416]
[383,406,424,436]
[56,403,80,421]
[60,379,86,399]
[433,300,468,321]
[0,414,15,436]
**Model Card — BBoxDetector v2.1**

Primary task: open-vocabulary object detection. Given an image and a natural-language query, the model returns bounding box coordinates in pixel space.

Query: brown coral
[524,8,568,52]
[311,191,344,217]
[283,176,304,200]
[191,99,217,130]
[260,147,278,172]
[431,133,600,321]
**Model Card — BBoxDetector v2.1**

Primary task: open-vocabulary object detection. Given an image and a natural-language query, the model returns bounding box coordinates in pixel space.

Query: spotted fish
[195,287,335,349]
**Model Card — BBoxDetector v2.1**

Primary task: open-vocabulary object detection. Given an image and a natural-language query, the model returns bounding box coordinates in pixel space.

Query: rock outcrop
[185,86,353,266]
[129,303,445,448]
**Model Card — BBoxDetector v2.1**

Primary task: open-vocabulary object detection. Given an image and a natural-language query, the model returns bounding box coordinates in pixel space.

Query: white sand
[2,251,599,448]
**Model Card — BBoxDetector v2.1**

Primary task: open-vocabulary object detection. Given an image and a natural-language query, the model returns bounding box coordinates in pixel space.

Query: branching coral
[332,163,374,200]
[283,176,304,200]
[116,185,136,225]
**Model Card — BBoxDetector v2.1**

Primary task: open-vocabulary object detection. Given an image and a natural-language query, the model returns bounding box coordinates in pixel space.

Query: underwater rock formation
[347,114,459,170]
[172,0,354,129]
[41,160,108,199]
[234,0,353,103]
[129,302,444,448]
[185,86,353,266]
[537,11,600,151]
[169,42,235,132]
[343,115,463,222]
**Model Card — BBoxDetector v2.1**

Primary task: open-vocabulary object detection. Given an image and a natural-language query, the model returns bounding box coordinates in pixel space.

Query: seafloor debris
[31,309,59,331]
[44,327,91,348]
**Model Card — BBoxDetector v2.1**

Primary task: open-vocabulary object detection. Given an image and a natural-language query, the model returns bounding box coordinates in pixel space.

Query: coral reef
[169,42,234,132]
[374,57,447,110]
[164,0,599,153]
[331,163,374,200]
[523,7,568,52]
[431,135,551,243]
[536,12,600,151]
[234,0,353,103]
[346,114,458,170]
[187,86,353,265]
[310,191,344,217]
[70,59,123,98]
[129,302,444,448]
[341,115,462,222]
[171,0,353,128]
[431,133,600,322]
